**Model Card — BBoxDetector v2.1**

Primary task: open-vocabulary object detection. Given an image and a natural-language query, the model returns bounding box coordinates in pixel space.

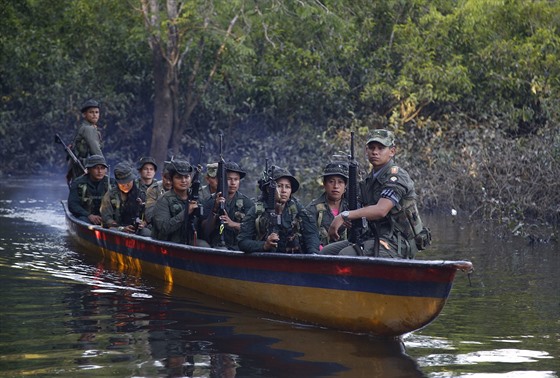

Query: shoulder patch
[390,166,399,174]
[390,176,398,182]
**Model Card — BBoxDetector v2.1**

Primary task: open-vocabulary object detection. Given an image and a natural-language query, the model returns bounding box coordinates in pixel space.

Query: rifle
[55,133,87,186]
[216,134,227,247]
[259,160,281,251]
[186,145,204,245]
[347,131,379,256]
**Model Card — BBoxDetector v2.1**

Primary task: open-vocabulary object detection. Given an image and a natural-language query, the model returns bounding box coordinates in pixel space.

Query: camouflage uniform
[202,191,254,249]
[68,100,103,180]
[100,162,143,228]
[322,130,429,259]
[237,166,320,254]
[151,160,209,246]
[144,180,168,224]
[306,192,350,247]
[238,197,320,254]
[68,175,113,223]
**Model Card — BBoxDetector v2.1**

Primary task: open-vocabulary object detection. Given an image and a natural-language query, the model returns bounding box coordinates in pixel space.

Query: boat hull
[64,203,472,336]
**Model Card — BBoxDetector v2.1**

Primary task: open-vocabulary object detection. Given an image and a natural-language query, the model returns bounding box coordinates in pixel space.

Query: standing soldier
[66,99,104,185]
[201,162,254,249]
[68,155,114,225]
[306,162,350,250]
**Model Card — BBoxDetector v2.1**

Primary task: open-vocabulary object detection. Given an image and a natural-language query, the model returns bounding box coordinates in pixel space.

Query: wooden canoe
[63,202,472,337]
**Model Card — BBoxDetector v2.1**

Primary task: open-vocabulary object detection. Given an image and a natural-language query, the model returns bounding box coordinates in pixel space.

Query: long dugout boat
[63,202,473,337]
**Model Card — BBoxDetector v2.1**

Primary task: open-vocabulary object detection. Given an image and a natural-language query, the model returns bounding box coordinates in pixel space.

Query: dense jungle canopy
[1,0,559,236]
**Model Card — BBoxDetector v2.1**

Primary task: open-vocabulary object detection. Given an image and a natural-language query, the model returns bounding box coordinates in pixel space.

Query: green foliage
[1,0,560,229]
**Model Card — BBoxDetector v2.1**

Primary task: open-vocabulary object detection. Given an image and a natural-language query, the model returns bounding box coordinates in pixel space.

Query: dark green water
[0,179,558,377]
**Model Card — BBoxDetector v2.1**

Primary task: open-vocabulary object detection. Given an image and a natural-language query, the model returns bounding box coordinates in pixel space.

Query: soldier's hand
[88,214,102,225]
[328,215,344,241]
[264,233,279,251]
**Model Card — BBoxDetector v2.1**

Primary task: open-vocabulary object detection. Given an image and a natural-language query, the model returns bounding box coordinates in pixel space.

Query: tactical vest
[254,201,303,253]
[78,180,110,215]
[314,203,347,246]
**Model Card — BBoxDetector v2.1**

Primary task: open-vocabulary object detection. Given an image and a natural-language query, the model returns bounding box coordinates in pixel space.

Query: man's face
[366,142,395,170]
[139,164,156,183]
[83,107,100,125]
[227,172,241,195]
[88,165,107,182]
[162,174,172,191]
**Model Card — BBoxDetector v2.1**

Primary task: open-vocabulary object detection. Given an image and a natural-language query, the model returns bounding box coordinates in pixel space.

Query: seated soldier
[136,156,159,200]
[237,166,320,254]
[200,162,218,201]
[144,161,173,227]
[201,162,254,249]
[306,162,350,249]
[151,160,210,247]
[100,162,147,234]
[68,155,114,225]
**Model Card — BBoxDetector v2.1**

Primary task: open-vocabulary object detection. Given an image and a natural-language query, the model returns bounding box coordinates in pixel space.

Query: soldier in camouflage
[201,161,254,249]
[151,160,210,247]
[306,161,350,249]
[238,166,320,254]
[323,129,430,258]
[68,155,114,225]
[100,162,147,234]
[67,99,104,184]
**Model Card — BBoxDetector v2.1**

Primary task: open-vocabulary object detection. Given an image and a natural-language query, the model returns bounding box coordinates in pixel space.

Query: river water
[0,178,558,377]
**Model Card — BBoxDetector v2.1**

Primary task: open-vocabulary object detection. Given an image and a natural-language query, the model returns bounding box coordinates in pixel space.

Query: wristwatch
[341,211,350,222]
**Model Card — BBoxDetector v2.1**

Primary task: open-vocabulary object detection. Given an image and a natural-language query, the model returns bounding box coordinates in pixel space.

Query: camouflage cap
[136,156,158,171]
[162,161,173,175]
[366,129,395,147]
[80,99,100,113]
[169,160,193,176]
[85,154,107,168]
[271,166,300,193]
[206,163,218,178]
[322,161,349,180]
[114,162,136,184]
[225,161,246,179]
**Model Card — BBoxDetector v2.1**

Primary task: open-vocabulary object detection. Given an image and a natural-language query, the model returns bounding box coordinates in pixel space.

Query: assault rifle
[215,134,227,247]
[55,133,86,186]
[258,160,281,251]
[186,144,204,245]
[347,131,379,256]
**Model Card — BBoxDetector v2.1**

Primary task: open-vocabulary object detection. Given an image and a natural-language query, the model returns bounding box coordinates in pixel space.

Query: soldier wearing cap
[135,156,159,200]
[201,161,254,249]
[68,155,114,225]
[306,161,351,248]
[200,163,219,201]
[100,162,147,234]
[238,166,320,254]
[66,99,104,184]
[323,129,430,259]
[151,160,210,246]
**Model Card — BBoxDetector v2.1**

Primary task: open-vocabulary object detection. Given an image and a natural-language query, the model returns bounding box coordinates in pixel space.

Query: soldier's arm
[100,192,118,227]
[82,125,103,156]
[237,206,266,253]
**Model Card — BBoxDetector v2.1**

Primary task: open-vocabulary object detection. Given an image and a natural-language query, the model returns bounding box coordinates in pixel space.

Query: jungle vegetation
[1,0,559,239]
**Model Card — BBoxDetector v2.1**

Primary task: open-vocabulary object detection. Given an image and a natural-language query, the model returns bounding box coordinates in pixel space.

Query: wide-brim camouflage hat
[205,163,218,178]
[85,154,108,168]
[366,129,395,147]
[322,161,349,180]
[169,160,193,176]
[225,161,246,179]
[271,166,299,193]
[114,162,136,184]
[80,99,100,113]
[136,156,158,171]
